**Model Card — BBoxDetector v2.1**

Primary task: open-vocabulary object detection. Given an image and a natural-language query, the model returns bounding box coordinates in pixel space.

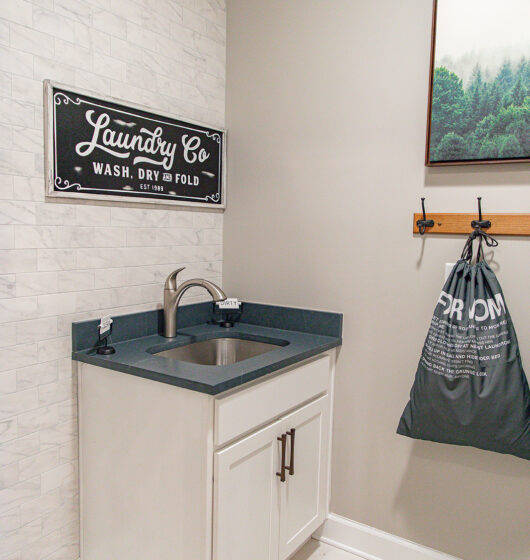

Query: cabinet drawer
[215,354,331,447]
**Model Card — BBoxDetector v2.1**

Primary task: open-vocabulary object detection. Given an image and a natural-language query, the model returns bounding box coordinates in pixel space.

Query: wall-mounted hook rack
[416,197,435,235]
[413,197,530,236]
[470,197,491,230]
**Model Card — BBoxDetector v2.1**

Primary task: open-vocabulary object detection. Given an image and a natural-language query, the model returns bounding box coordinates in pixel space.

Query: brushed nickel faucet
[163,267,226,338]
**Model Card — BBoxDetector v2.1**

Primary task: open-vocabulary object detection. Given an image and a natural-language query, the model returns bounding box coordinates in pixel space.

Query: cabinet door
[279,395,330,559]
[213,419,283,560]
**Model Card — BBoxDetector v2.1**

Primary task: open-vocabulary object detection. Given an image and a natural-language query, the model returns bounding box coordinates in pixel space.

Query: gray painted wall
[224,1,530,559]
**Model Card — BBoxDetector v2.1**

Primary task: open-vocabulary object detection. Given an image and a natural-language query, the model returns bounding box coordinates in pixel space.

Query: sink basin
[154,337,283,366]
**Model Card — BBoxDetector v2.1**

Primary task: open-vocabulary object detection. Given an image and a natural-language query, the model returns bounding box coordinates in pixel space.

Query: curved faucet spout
[163,268,226,338]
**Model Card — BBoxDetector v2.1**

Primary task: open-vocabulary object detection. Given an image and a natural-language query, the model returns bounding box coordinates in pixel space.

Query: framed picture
[44,80,226,208]
[425,0,530,166]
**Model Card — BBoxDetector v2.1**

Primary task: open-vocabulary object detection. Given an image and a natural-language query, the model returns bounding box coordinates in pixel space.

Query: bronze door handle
[286,429,295,476]
[276,434,287,482]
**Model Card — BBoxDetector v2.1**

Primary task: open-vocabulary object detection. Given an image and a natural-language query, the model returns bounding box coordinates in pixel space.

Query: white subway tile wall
[0,0,225,557]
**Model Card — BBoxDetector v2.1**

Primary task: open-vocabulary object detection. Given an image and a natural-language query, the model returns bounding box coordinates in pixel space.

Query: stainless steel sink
[154,337,283,366]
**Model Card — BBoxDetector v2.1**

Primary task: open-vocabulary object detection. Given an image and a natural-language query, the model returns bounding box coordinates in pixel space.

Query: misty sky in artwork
[435,0,530,86]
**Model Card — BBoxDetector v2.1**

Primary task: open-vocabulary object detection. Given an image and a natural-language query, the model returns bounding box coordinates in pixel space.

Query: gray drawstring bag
[398,230,530,460]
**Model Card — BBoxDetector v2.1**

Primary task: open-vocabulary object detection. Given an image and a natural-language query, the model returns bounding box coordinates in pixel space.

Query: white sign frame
[43,80,227,209]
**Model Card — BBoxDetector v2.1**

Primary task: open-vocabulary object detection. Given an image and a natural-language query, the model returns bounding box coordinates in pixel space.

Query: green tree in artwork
[429,68,465,156]
[499,135,524,158]
[478,140,498,159]
[512,77,528,105]
[435,132,467,160]
[496,61,515,92]
[429,59,529,162]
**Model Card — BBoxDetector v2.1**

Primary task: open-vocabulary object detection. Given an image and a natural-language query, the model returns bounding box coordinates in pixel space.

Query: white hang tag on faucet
[216,298,241,310]
[99,315,113,336]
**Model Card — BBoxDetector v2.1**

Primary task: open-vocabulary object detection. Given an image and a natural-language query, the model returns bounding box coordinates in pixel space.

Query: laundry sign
[44,81,225,208]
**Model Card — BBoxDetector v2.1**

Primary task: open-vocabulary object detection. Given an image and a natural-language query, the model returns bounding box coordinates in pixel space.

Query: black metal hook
[471,197,491,230]
[416,197,434,235]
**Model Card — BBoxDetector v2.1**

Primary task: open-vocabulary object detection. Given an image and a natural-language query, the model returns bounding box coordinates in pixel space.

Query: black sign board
[44,81,225,207]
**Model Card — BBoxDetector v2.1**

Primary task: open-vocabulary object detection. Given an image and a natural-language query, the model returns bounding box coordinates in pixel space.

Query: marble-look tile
[0,518,42,558]
[55,226,94,249]
[9,22,54,58]
[0,21,9,47]
[0,505,21,536]
[32,8,77,43]
[0,250,37,274]
[110,0,143,25]
[56,270,95,293]
[15,271,58,297]
[16,403,60,438]
[0,344,38,374]
[110,206,169,228]
[0,389,39,421]
[92,53,126,81]
[0,415,18,444]
[0,475,40,514]
[16,317,58,344]
[0,72,11,99]
[0,462,19,490]
[0,150,36,178]
[2,0,33,26]
[37,376,74,407]
[37,250,76,272]
[35,204,76,227]
[0,434,40,467]
[18,448,59,482]
[33,55,76,86]
[0,296,39,324]
[0,371,17,395]
[40,462,75,495]
[86,26,111,55]
[12,128,43,155]
[11,76,43,107]
[14,226,56,249]
[19,488,63,526]
[0,46,33,79]
[0,227,15,249]
[12,176,45,202]
[0,202,36,226]
[39,417,77,448]
[93,267,127,288]
[16,361,59,391]
[75,69,111,95]
[54,0,93,23]
[75,205,111,226]
[37,293,77,318]
[92,8,127,38]
[0,325,17,349]
[0,124,14,151]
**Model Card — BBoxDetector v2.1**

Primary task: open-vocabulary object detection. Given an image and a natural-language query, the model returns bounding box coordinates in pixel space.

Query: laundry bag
[397,231,530,460]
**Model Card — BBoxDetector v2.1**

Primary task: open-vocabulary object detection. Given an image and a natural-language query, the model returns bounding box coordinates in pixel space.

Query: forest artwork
[426,0,530,165]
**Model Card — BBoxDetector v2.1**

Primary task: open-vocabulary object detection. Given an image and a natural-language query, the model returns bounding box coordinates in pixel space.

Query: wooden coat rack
[413,198,530,236]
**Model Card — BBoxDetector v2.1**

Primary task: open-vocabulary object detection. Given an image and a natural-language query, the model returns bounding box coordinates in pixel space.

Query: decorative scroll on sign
[44,81,225,208]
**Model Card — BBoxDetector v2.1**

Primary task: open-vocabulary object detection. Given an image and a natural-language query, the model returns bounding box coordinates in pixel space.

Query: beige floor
[291,539,365,560]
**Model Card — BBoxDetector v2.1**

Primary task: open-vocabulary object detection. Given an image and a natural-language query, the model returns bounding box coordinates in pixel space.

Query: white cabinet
[214,420,282,560]
[279,396,329,559]
[79,351,336,560]
[213,395,330,560]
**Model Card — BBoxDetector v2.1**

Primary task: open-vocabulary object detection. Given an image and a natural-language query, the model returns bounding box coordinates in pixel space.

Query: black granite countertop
[72,302,342,395]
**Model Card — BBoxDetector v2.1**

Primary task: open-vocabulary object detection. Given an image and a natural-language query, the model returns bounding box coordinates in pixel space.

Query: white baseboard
[313,514,462,560]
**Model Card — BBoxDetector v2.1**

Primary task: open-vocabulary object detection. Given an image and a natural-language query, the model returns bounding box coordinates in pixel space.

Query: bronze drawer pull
[276,434,287,482]
[286,429,295,476]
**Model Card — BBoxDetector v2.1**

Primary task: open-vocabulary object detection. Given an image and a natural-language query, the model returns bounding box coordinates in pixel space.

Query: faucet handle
[165,267,185,290]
